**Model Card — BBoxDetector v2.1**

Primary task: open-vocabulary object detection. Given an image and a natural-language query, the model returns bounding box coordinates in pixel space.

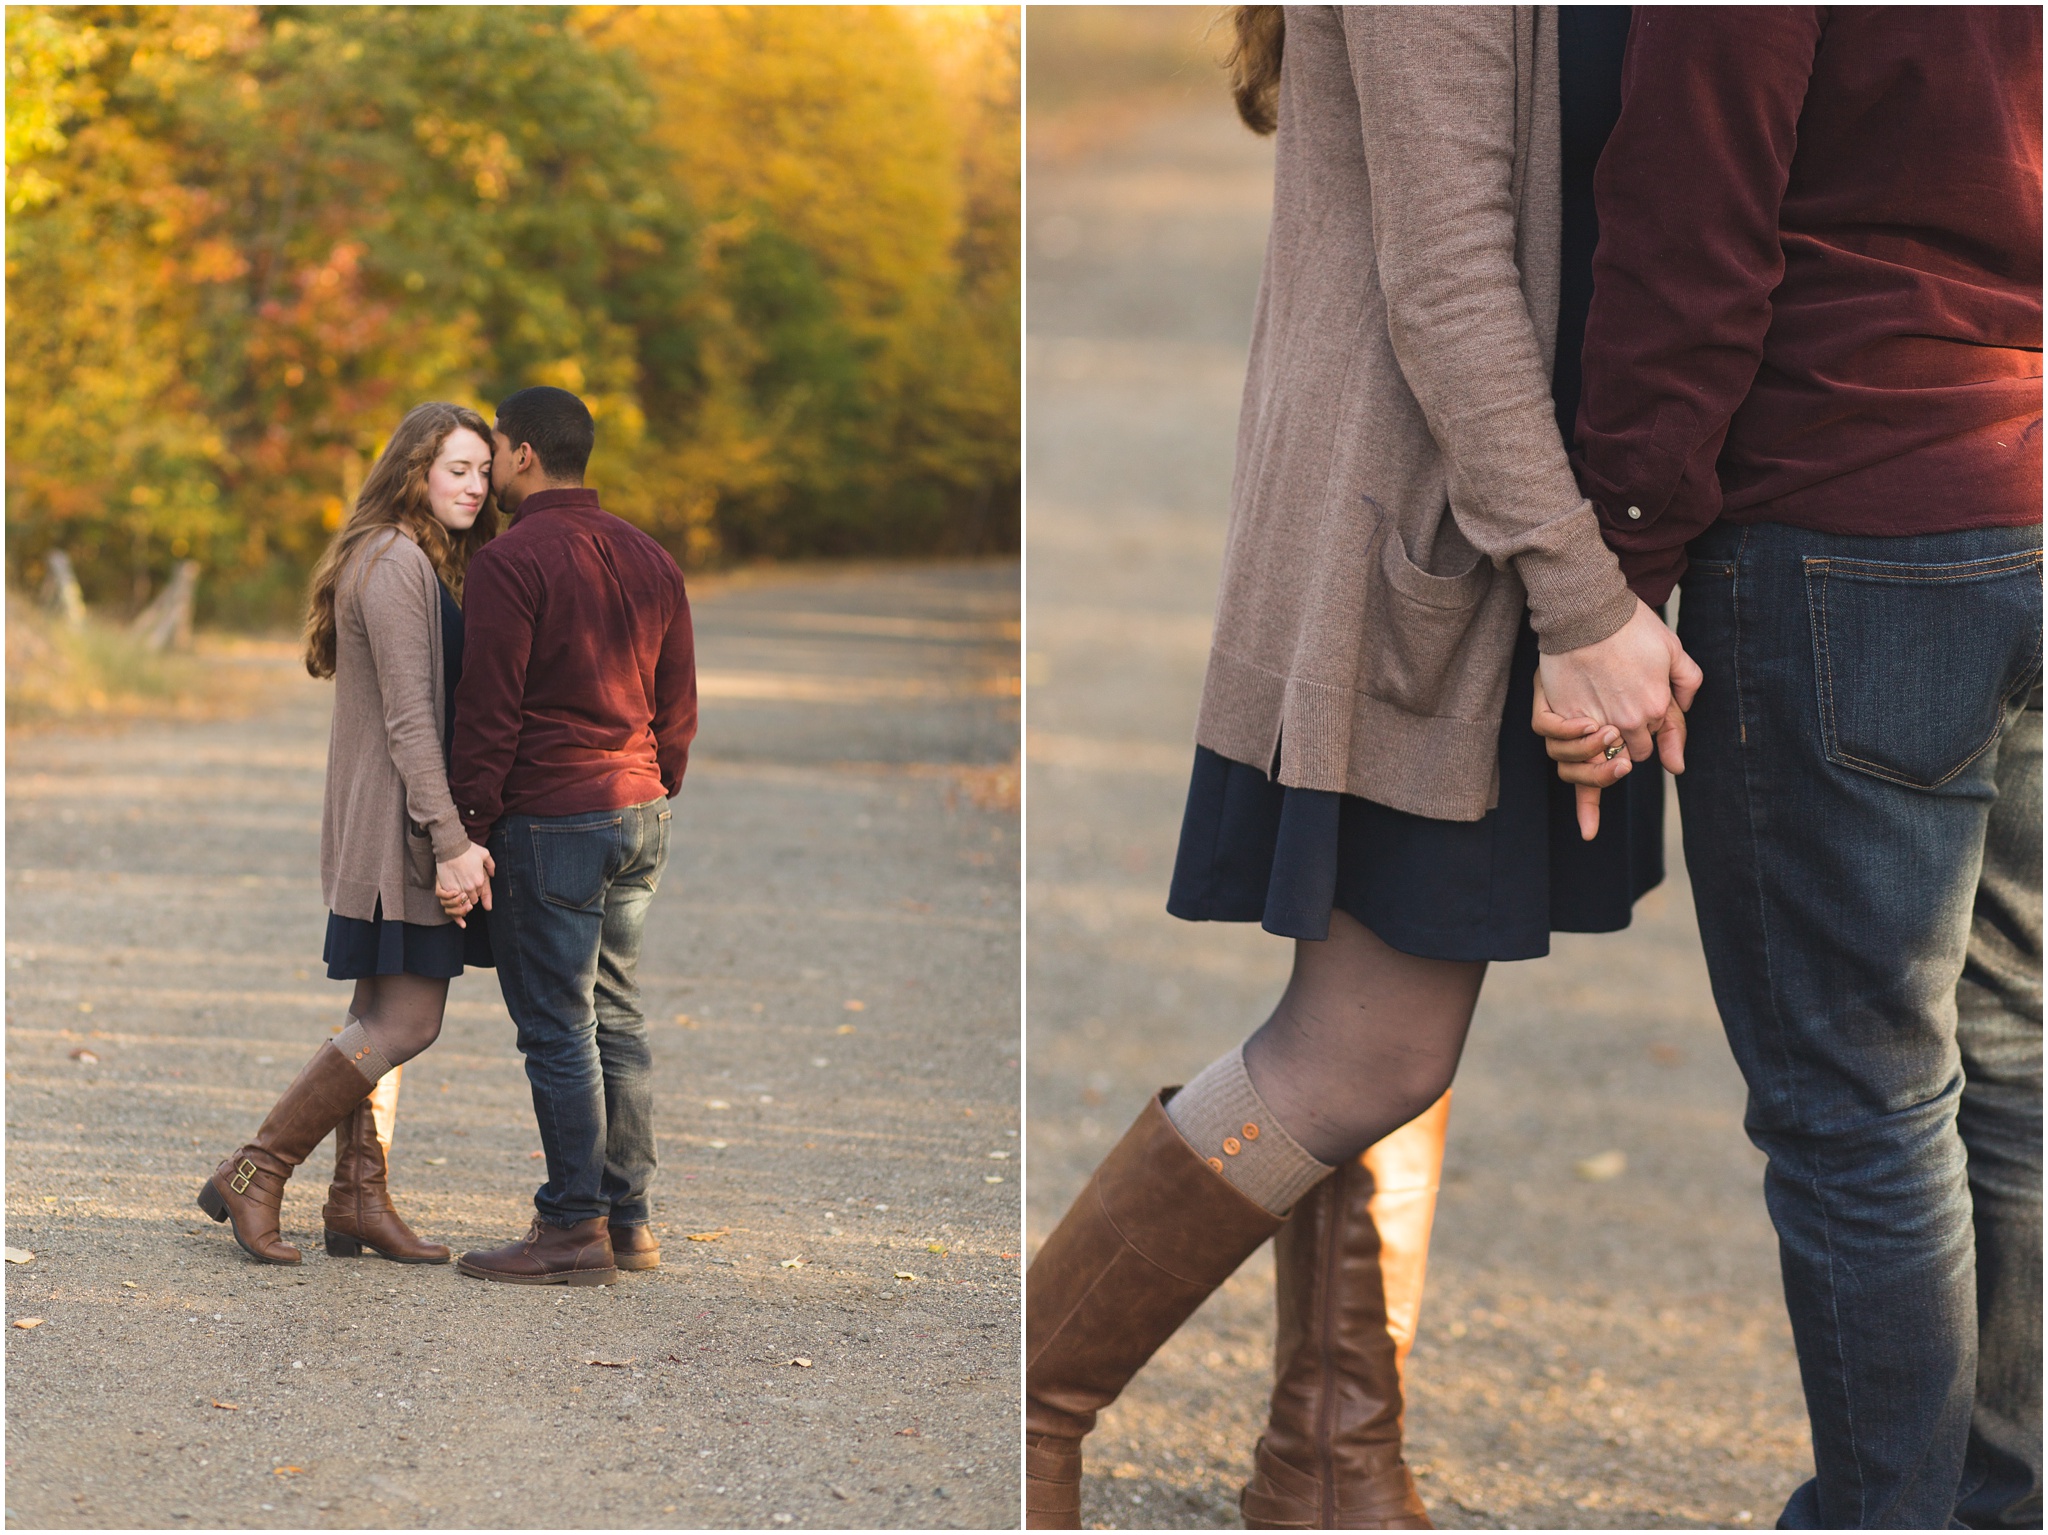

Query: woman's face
[425,427,493,532]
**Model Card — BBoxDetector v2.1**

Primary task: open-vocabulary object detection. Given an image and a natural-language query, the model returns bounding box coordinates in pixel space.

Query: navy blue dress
[323,579,495,980]
[1166,8,1659,963]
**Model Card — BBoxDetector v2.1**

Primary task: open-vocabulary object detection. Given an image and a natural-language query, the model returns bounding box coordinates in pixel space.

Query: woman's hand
[1531,674,1689,841]
[434,842,495,927]
[1535,598,1702,764]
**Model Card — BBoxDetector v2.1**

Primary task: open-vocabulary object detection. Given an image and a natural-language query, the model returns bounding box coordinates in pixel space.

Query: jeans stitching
[1805,550,2042,584]
[1806,559,1837,765]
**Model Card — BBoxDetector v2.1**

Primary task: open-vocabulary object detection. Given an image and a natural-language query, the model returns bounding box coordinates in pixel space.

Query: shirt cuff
[1618,545,1690,609]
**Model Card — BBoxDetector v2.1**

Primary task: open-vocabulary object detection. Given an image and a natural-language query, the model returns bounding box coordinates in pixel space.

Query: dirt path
[5,561,1021,1531]
[1025,106,1810,1530]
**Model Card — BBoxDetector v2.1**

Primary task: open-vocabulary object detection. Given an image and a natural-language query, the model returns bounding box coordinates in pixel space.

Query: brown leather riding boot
[457,1216,618,1286]
[1025,1090,1285,1529]
[197,1042,377,1265]
[1240,1092,1452,1530]
[322,1067,451,1263]
[610,1223,661,1271]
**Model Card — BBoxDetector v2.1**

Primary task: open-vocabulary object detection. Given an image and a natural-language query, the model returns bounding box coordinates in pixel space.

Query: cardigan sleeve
[353,533,471,862]
[1343,6,1638,654]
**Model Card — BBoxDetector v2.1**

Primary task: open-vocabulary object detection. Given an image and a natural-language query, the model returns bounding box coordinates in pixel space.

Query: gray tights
[347,973,449,1069]
[1241,908,1486,1165]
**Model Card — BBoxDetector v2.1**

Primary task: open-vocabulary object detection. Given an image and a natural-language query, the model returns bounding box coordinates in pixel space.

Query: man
[1549,9,2042,1528]
[448,385,697,1286]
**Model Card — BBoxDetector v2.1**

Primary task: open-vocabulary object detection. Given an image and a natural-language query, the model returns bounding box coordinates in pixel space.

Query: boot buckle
[229,1158,258,1195]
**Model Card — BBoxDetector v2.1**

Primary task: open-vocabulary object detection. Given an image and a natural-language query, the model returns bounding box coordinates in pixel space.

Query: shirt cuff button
[1626,505,1643,521]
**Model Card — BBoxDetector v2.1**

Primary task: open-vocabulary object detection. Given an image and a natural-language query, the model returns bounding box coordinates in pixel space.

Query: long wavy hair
[1226,6,1285,135]
[303,401,499,680]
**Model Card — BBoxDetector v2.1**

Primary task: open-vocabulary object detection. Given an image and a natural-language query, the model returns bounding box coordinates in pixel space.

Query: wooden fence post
[130,560,200,652]
[39,551,87,630]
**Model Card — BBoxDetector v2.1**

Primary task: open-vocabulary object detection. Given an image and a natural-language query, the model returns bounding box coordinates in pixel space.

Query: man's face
[489,426,520,496]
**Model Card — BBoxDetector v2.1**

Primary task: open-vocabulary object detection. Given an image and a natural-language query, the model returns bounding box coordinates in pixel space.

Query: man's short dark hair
[494,386,594,482]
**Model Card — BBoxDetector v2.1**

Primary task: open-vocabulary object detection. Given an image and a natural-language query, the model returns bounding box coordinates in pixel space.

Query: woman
[1025,9,1695,1529]
[197,402,501,1267]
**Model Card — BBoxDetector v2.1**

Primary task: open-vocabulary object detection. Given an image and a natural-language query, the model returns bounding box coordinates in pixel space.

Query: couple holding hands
[1030,8,2039,1532]
[198,385,697,1290]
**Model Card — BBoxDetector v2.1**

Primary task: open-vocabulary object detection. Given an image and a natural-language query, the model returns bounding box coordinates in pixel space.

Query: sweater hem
[1196,649,1503,821]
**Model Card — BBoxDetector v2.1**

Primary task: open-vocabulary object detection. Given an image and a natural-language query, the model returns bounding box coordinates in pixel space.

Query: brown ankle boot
[457,1216,618,1286]
[322,1068,451,1263]
[1240,1092,1451,1530]
[197,1042,377,1265]
[610,1223,661,1271]
[1026,1090,1285,1529]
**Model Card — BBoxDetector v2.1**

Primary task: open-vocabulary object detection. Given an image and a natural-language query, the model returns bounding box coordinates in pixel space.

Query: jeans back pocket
[530,817,623,911]
[1805,549,2042,789]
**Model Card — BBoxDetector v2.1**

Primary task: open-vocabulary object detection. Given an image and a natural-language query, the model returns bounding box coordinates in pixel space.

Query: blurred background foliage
[5,4,1020,626]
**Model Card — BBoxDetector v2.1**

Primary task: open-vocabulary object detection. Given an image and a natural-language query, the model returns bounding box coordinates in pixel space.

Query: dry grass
[6,597,297,729]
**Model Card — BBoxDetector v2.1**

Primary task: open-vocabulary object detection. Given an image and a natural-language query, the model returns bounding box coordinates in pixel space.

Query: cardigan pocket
[1359,502,1496,716]
[403,821,437,889]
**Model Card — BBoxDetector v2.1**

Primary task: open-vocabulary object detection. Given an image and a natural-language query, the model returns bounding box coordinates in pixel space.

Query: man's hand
[435,842,495,928]
[1536,598,1702,764]
[1532,674,1690,841]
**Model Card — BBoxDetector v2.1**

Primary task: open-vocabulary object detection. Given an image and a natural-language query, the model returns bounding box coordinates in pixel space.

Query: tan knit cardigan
[321,529,474,925]
[1195,6,1637,821]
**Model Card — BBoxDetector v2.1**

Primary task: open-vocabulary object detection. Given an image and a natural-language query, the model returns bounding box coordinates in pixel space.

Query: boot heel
[566,1266,619,1287]
[197,1181,229,1222]
[324,1231,364,1258]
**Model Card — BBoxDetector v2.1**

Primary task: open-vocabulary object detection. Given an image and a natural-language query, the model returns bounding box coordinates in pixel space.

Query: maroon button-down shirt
[450,488,697,845]
[1573,7,2043,605]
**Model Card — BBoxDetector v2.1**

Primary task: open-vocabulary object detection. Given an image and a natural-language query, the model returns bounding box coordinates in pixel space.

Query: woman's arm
[353,534,471,864]
[1343,6,1635,655]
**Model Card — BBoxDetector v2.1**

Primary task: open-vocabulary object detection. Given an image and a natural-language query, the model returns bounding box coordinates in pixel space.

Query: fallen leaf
[12,1318,44,1330]
[984,1175,1003,1183]
[3,1249,33,1265]
[790,1357,812,1368]
[926,1243,947,1256]
[273,1467,303,1476]
[836,1024,856,1035]
[706,1140,729,1150]
[987,1151,1008,1159]
[673,1013,696,1028]
[665,1354,686,1364]
[212,1400,239,1411]
[687,1228,729,1242]
[779,1258,805,1269]
[843,1000,865,1012]
[895,1426,920,1437]
[77,1002,93,1014]
[527,1149,545,1160]
[1575,1150,1628,1182]
[121,1281,138,1289]
[705,1099,731,1110]
[586,1358,635,1369]
[999,1252,1019,1260]
[892,1271,918,1282]
[829,1484,852,1500]
[424,1158,447,1166]
[69,1048,99,1063]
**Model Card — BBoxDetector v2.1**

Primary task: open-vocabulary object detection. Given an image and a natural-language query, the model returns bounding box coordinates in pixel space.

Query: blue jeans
[488,798,670,1230]
[1676,520,2041,1530]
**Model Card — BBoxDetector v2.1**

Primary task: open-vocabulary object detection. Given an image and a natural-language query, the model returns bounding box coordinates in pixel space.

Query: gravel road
[1025,103,1811,1530]
[5,559,1021,1530]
